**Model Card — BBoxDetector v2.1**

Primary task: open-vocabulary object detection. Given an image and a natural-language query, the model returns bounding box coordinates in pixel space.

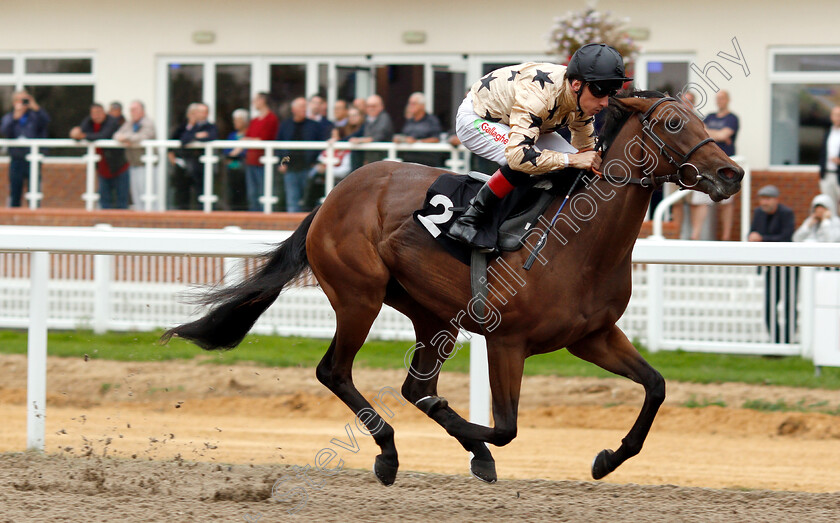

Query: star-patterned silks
[521,146,541,167]
[532,69,553,89]
[483,110,502,123]
[517,135,536,147]
[479,73,496,92]
[468,62,597,173]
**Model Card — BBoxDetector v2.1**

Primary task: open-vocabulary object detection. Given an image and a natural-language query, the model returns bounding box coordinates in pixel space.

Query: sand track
[2,354,840,521]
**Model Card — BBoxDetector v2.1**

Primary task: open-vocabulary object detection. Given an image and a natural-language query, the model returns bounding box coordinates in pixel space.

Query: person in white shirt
[819,105,840,208]
[793,193,840,243]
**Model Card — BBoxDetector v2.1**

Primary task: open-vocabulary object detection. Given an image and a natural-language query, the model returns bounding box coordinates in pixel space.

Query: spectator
[394,92,443,166]
[793,194,840,243]
[333,99,349,131]
[302,106,366,209]
[221,108,249,210]
[349,94,393,165]
[352,97,367,115]
[276,97,322,212]
[114,100,157,210]
[109,102,125,127]
[236,92,278,212]
[749,184,797,343]
[818,105,840,208]
[748,185,793,243]
[688,90,740,241]
[337,106,364,140]
[308,95,334,138]
[0,90,50,207]
[70,103,130,209]
[168,102,218,210]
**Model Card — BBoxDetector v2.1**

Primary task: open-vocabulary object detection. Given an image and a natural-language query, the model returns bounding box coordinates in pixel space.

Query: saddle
[413,170,581,264]
[413,169,584,327]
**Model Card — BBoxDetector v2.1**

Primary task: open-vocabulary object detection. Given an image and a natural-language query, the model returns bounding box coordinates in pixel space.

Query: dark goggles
[587,81,623,98]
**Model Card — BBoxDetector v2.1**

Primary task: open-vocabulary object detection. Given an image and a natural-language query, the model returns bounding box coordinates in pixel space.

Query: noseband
[602,96,715,189]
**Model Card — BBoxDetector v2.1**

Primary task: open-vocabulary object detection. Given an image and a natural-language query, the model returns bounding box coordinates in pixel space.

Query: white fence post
[469,335,490,427]
[25,145,44,209]
[141,145,158,211]
[261,147,279,213]
[646,263,664,351]
[800,266,816,359]
[199,144,220,213]
[81,143,100,211]
[735,156,751,242]
[93,224,114,334]
[27,251,49,451]
[324,142,337,196]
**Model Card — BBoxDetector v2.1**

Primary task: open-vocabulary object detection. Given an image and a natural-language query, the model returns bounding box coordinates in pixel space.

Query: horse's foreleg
[567,324,666,480]
[399,318,497,483]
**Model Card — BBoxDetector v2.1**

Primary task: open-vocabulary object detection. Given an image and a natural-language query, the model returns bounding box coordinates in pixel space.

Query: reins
[523,96,713,270]
[601,96,714,190]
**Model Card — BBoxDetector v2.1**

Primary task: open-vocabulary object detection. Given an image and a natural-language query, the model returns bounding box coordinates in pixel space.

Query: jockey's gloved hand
[569,150,602,173]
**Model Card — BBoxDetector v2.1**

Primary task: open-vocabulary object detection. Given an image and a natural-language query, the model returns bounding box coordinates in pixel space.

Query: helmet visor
[588,80,623,98]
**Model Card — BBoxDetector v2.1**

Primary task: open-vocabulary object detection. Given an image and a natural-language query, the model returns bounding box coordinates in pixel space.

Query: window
[0,53,95,143]
[635,54,694,96]
[167,63,203,134]
[644,61,689,95]
[769,48,840,166]
[215,64,251,141]
[269,64,306,120]
[25,58,92,74]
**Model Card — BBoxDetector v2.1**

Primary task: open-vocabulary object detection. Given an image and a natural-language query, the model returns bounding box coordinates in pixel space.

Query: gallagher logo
[474,120,508,145]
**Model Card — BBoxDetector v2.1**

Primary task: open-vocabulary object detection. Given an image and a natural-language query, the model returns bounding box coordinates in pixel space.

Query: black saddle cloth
[413,170,581,265]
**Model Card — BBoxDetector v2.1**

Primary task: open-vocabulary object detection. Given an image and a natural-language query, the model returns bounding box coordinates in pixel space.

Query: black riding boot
[447,182,501,251]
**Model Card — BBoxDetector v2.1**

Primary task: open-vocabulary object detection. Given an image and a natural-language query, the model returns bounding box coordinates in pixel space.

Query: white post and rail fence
[0,138,469,213]
[2,226,840,451]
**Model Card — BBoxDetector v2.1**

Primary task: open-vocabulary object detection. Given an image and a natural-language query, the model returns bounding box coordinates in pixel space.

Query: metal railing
[0,138,469,213]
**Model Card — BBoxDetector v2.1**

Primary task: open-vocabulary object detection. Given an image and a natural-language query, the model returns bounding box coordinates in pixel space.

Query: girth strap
[470,249,488,327]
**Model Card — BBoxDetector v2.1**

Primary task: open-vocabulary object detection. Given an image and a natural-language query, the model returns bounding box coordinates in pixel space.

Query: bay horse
[162,92,743,485]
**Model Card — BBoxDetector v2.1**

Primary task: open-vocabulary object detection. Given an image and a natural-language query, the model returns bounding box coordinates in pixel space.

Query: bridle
[601,96,715,189]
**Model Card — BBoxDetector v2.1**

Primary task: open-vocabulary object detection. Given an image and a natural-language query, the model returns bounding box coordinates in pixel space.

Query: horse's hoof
[470,457,497,484]
[373,454,398,486]
[591,449,615,480]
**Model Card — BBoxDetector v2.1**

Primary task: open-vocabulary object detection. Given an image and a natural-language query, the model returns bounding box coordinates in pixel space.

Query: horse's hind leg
[309,231,400,485]
[315,300,401,485]
[567,324,666,480]
[398,309,497,483]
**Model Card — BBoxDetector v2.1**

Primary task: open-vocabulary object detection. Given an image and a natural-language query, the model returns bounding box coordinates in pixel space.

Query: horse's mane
[599,90,667,150]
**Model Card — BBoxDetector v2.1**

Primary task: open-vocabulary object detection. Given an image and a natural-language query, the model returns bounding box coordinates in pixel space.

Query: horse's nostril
[718,167,742,181]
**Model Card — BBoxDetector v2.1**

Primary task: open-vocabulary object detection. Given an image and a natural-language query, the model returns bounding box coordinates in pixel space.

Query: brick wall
[710,170,820,241]
[0,164,823,237]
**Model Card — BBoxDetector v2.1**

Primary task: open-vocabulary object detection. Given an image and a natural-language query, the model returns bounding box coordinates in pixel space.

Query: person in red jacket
[233,92,279,211]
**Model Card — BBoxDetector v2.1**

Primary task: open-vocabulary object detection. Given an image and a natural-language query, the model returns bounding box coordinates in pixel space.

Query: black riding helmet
[567,43,632,101]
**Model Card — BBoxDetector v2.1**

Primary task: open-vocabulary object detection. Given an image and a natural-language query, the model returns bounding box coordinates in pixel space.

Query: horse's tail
[160,205,320,351]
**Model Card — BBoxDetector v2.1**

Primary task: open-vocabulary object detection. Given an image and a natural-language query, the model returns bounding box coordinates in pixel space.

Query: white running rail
[3,226,840,450]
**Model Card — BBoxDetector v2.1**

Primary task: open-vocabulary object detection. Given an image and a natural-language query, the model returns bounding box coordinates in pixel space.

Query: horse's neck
[545,126,653,266]
[595,120,658,252]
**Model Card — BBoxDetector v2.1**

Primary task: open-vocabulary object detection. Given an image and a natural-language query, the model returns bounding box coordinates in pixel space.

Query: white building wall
[1,0,838,168]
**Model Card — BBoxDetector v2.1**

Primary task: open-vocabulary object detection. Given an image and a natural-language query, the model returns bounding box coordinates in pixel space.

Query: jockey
[447,43,632,250]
